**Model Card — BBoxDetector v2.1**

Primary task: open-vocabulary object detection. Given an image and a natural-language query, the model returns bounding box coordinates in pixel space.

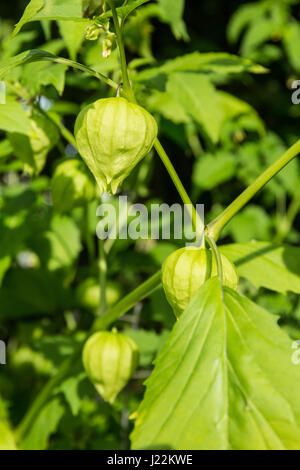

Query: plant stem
[154,139,204,243]
[205,235,223,286]
[93,270,161,331]
[16,269,161,442]
[45,55,118,91]
[207,138,300,241]
[110,0,135,102]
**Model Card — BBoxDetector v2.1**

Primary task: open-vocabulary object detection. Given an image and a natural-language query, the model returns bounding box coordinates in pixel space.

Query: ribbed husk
[83,330,139,403]
[75,97,157,194]
[162,247,239,317]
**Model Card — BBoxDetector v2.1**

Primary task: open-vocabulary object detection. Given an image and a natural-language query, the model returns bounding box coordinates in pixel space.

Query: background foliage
[1,0,300,450]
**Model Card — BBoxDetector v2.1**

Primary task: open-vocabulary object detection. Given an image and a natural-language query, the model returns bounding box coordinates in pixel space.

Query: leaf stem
[207,138,300,241]
[154,139,204,242]
[205,235,223,287]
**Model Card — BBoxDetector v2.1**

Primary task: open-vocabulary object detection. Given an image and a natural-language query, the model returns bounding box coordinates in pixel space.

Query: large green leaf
[167,72,223,143]
[135,51,267,82]
[131,278,300,449]
[220,241,300,294]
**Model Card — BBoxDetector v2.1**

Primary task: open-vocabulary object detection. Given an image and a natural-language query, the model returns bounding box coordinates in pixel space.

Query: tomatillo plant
[2,0,300,452]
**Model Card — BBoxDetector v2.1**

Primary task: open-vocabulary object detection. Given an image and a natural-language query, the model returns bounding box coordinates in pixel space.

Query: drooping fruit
[74,97,157,195]
[162,247,238,318]
[82,329,139,403]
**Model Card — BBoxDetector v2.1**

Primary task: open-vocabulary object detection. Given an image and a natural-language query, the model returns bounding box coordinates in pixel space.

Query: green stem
[93,270,161,331]
[154,139,204,243]
[45,56,118,91]
[16,270,161,441]
[207,138,300,241]
[110,0,135,102]
[205,235,223,286]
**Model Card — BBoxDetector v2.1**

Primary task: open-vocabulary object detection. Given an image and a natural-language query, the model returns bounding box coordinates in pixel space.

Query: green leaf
[131,278,300,450]
[158,0,188,40]
[58,20,86,60]
[22,61,67,95]
[241,17,274,56]
[225,206,271,243]
[0,102,31,135]
[124,328,169,367]
[227,2,266,44]
[32,215,81,271]
[283,22,300,73]
[13,0,85,37]
[193,152,236,190]
[0,50,114,89]
[147,90,190,124]
[96,0,152,24]
[135,51,267,82]
[12,0,44,37]
[20,397,65,450]
[167,72,223,143]
[59,373,86,416]
[9,111,59,174]
[220,241,300,294]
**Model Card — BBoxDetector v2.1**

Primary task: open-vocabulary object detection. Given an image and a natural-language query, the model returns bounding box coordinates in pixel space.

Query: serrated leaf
[220,241,300,294]
[131,278,300,450]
